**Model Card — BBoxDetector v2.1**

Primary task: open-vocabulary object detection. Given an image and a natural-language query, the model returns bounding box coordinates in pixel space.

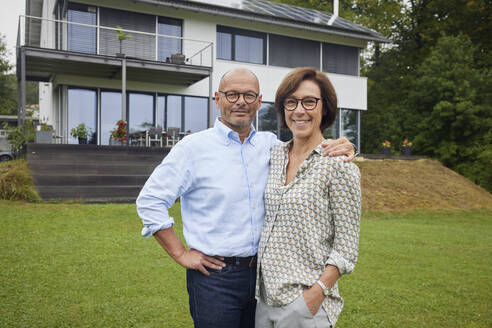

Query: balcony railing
[18,15,213,67]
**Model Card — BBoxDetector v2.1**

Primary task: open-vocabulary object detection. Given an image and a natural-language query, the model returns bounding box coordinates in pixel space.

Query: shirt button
[245,163,249,167]
[252,205,256,209]
[250,184,254,188]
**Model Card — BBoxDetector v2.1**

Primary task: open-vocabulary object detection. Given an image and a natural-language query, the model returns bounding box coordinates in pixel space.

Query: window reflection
[67,88,97,144]
[184,97,208,133]
[258,103,278,136]
[129,93,154,133]
[340,109,358,144]
[157,96,166,129]
[101,91,121,145]
[167,96,182,130]
[211,100,221,122]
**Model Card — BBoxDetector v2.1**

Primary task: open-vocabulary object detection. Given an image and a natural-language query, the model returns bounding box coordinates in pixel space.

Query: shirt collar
[283,139,324,156]
[213,118,257,146]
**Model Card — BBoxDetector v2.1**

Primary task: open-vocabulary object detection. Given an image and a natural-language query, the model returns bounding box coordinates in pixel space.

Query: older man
[136,68,355,328]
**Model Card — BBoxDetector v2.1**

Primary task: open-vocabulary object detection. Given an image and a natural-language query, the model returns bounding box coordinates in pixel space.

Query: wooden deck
[27,143,170,203]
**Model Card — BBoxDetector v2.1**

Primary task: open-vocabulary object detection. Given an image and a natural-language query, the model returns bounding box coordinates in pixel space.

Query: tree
[410,34,492,191]
[0,34,16,115]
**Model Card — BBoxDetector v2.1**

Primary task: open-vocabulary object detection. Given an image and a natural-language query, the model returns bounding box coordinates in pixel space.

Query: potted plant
[116,25,131,57]
[70,123,91,144]
[36,117,53,144]
[381,140,391,155]
[110,120,128,145]
[402,139,413,156]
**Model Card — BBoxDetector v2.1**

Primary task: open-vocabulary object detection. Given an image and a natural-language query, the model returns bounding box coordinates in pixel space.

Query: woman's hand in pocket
[302,285,325,316]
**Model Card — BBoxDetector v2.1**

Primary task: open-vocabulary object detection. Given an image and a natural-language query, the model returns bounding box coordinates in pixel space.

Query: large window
[65,89,210,143]
[322,43,359,76]
[128,93,154,133]
[100,91,121,145]
[67,3,97,54]
[269,34,320,69]
[184,97,208,132]
[217,26,266,64]
[67,88,97,144]
[158,17,182,62]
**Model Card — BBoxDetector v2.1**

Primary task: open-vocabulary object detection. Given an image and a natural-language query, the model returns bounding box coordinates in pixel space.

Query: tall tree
[410,34,492,191]
[0,34,17,115]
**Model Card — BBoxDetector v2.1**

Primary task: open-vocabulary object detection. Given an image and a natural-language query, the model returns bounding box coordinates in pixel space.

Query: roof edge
[134,0,390,43]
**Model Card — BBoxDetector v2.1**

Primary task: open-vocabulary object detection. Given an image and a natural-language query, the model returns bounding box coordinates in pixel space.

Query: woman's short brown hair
[275,67,338,131]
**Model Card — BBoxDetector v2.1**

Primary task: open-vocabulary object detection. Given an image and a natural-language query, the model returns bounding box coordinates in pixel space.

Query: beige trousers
[255,293,332,328]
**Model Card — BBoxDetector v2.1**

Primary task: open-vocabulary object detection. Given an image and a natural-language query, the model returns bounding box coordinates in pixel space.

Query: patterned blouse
[256,141,361,326]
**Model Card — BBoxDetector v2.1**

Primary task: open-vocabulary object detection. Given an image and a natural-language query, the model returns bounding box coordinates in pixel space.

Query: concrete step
[36,185,143,201]
[32,174,150,187]
[28,162,158,175]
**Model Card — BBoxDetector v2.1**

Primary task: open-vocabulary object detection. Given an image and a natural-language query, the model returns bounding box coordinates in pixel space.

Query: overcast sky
[0,1,26,70]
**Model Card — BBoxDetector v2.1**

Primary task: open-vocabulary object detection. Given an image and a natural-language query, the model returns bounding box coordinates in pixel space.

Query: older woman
[255,67,361,328]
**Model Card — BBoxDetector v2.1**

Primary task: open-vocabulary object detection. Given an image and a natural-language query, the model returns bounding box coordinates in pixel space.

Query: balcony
[17,15,213,85]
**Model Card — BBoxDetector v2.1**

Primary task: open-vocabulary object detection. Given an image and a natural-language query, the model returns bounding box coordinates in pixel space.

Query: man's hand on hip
[176,249,226,276]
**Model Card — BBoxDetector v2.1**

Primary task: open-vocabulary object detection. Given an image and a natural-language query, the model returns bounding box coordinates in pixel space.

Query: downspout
[328,0,338,26]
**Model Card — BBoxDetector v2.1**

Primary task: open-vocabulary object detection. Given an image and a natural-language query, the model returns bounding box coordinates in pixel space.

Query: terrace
[16,14,214,145]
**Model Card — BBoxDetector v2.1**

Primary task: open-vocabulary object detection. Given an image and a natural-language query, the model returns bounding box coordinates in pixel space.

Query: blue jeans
[186,264,257,328]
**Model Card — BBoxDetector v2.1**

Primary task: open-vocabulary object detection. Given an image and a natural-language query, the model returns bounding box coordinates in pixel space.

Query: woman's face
[284,79,323,139]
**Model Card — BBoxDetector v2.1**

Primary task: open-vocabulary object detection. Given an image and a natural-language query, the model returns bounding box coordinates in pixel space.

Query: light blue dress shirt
[136,119,280,257]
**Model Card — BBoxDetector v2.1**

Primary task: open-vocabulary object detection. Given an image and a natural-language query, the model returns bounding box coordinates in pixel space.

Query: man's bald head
[219,68,260,92]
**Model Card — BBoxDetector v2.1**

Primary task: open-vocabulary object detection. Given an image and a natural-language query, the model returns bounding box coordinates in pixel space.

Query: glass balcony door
[67,88,97,144]
[101,91,122,145]
[128,93,154,134]
[158,17,183,62]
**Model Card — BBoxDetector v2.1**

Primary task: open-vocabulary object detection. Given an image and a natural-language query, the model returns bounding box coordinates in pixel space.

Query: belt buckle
[249,256,255,267]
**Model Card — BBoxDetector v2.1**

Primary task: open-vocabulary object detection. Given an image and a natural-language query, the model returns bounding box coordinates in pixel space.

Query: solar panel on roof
[184,0,386,41]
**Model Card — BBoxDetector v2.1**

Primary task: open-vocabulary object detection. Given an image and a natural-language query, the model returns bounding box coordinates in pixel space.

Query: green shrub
[0,159,40,201]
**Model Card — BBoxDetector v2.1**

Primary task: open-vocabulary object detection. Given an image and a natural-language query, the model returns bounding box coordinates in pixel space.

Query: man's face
[215,71,262,131]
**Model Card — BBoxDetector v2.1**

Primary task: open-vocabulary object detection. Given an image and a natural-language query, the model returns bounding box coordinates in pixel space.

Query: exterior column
[208,45,214,128]
[121,57,127,121]
[17,47,26,131]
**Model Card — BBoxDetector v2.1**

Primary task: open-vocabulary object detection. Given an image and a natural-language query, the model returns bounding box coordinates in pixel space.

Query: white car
[0,151,13,162]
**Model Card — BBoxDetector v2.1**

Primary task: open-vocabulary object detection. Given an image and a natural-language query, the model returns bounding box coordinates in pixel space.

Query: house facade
[18,0,386,148]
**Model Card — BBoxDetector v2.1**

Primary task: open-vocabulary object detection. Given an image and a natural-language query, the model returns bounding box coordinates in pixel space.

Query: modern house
[18,0,387,149]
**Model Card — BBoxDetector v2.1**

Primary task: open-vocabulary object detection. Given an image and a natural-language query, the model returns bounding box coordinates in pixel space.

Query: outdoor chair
[129,131,146,146]
[146,128,163,147]
[166,127,180,147]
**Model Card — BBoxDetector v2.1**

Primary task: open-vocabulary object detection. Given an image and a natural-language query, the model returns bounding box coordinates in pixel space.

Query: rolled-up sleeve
[326,160,361,275]
[136,141,193,238]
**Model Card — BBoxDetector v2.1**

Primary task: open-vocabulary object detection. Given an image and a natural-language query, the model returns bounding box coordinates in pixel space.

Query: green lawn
[1,201,491,327]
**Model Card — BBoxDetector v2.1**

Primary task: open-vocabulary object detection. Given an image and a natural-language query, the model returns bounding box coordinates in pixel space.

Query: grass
[0,159,40,201]
[1,201,491,327]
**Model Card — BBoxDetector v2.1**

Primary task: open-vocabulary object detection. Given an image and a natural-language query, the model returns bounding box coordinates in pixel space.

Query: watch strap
[315,280,330,297]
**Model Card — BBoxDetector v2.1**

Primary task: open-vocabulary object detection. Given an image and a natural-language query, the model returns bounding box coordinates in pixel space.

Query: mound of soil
[355,158,492,212]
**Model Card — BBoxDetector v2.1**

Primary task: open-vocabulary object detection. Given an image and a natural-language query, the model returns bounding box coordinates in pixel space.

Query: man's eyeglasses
[218,90,259,104]
[283,97,320,111]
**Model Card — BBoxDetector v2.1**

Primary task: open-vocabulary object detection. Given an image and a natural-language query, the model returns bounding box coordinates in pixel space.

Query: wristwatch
[351,142,359,157]
[315,280,331,297]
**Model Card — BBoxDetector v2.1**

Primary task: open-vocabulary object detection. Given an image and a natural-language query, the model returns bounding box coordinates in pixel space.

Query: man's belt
[222,255,257,267]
